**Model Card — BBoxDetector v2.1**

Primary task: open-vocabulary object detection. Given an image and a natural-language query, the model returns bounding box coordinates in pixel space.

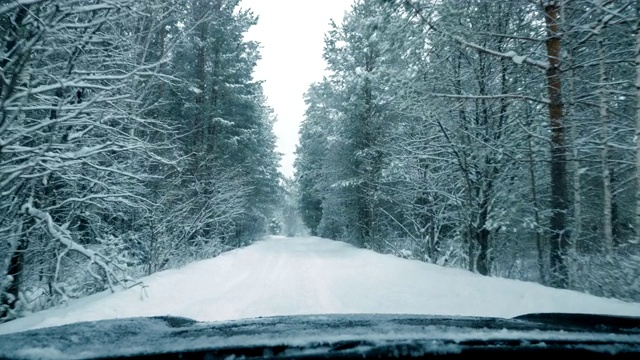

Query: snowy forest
[296,0,640,301]
[2,0,640,324]
[0,0,283,320]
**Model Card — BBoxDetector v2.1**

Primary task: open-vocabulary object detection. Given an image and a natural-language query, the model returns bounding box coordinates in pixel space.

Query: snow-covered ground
[1,236,640,335]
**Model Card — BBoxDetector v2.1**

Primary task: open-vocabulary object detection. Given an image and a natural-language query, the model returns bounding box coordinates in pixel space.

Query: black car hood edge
[0,313,639,360]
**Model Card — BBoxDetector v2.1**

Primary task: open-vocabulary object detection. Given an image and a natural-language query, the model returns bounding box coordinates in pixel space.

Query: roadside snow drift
[1,236,639,334]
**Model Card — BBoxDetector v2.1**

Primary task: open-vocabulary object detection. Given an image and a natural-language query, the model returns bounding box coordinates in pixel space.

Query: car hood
[0,313,639,359]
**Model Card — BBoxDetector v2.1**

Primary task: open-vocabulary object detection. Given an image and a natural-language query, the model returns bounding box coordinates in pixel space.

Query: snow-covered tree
[296,0,640,300]
[0,0,282,321]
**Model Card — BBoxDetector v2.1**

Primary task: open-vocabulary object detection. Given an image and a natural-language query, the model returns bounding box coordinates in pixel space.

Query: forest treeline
[0,0,282,320]
[295,0,640,301]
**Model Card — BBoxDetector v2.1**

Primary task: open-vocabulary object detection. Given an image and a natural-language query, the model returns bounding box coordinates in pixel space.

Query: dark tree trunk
[476,192,491,275]
[544,3,569,288]
[611,168,621,246]
[528,135,546,284]
[193,0,208,152]
[1,232,27,319]
[0,6,27,98]
[158,12,166,97]
[195,43,205,144]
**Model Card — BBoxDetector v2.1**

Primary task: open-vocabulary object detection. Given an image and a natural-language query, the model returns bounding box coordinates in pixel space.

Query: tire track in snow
[308,250,337,313]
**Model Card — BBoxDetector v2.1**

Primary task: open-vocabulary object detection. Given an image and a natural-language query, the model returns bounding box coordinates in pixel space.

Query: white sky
[240,0,354,178]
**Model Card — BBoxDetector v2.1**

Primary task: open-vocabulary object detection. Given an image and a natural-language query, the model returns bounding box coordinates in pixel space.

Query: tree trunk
[476,186,491,275]
[528,135,545,284]
[0,6,27,99]
[158,13,166,98]
[474,51,492,276]
[195,43,205,147]
[544,3,569,288]
[1,222,26,319]
[635,14,640,243]
[566,39,582,252]
[359,43,378,249]
[598,30,613,253]
[611,168,621,246]
[209,47,220,152]
[193,0,208,154]
[451,54,474,272]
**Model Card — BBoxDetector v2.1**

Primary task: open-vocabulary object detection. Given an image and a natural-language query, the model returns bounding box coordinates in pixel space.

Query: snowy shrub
[569,246,640,302]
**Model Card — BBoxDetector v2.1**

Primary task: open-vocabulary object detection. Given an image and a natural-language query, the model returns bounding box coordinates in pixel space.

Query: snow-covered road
[1,236,640,334]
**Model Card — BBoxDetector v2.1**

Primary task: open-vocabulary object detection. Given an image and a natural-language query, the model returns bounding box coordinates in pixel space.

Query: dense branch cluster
[296,0,640,300]
[0,0,282,321]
